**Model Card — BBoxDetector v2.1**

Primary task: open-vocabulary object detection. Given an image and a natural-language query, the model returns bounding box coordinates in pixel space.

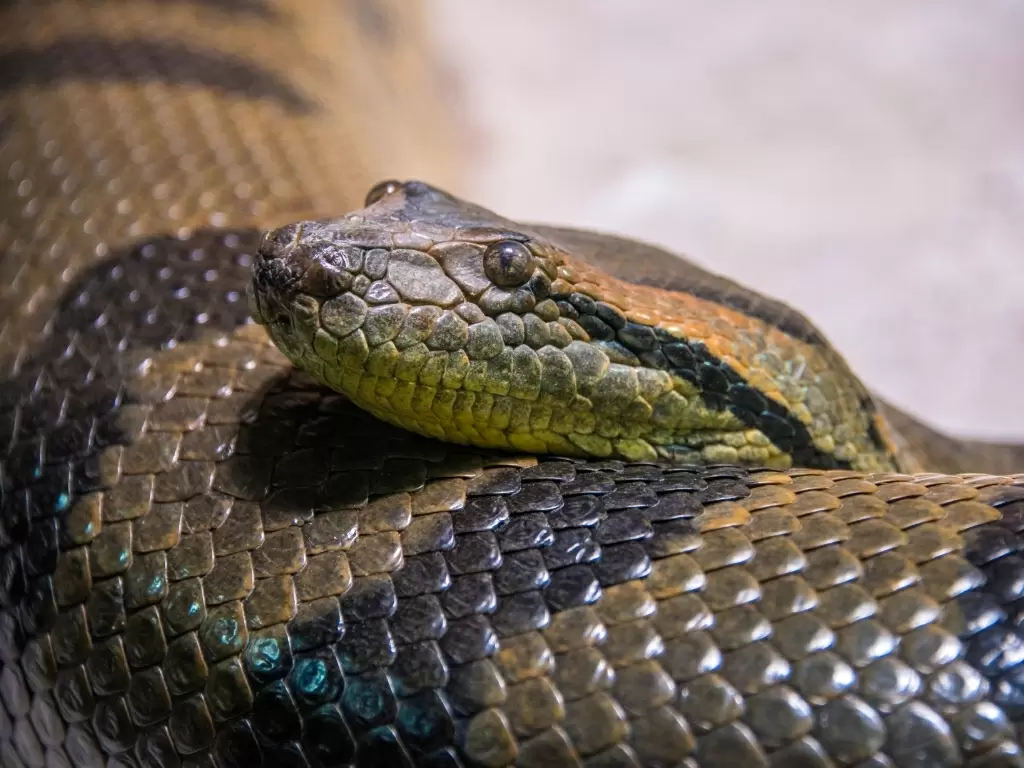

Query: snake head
[248,179,571,378]
[248,180,900,472]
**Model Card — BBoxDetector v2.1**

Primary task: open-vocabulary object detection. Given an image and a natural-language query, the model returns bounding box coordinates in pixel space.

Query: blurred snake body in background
[2,2,1024,767]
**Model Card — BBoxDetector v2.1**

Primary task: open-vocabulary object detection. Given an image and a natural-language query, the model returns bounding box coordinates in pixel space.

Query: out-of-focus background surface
[427,0,1024,441]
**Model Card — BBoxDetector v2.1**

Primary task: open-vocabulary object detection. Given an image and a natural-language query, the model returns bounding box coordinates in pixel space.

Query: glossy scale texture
[2,1,1024,767]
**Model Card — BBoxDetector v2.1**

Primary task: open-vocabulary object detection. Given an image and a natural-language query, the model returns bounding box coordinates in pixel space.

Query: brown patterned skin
[3,3,1024,768]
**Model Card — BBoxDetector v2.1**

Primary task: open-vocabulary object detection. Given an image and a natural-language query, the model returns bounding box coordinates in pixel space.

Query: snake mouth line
[248,180,901,473]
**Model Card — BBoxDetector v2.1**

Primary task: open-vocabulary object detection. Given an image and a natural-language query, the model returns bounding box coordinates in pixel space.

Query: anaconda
[3,2,1024,767]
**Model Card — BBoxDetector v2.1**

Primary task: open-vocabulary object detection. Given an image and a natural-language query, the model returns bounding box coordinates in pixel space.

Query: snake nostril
[302,260,351,297]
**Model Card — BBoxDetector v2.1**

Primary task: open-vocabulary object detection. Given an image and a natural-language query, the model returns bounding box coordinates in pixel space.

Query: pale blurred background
[426,0,1024,441]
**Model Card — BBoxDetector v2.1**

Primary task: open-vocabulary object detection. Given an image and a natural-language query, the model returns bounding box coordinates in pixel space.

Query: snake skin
[3,1,1024,767]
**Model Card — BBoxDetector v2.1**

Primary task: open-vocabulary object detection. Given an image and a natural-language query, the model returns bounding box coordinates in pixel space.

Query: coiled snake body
[2,2,1024,767]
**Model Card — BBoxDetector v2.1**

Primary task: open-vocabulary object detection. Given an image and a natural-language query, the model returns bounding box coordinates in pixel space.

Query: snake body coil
[2,2,1024,767]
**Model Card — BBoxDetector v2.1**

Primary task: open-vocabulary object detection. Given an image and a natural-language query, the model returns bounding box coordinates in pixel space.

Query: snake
[2,1,1024,767]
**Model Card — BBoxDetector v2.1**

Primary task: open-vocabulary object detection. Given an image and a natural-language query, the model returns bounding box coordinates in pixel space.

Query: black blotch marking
[0,37,314,112]
[600,320,849,469]
[957,493,1024,719]
[686,338,841,467]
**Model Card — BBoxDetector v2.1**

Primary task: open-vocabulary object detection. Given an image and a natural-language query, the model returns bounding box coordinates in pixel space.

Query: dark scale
[451,496,509,534]
[543,529,600,569]
[545,564,602,611]
[442,574,497,619]
[493,549,550,595]
[960,496,1024,721]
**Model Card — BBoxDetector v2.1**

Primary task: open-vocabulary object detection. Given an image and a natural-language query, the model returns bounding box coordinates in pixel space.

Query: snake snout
[252,224,310,303]
[249,239,315,326]
[249,256,292,324]
[257,223,300,260]
[300,250,356,298]
[252,249,302,294]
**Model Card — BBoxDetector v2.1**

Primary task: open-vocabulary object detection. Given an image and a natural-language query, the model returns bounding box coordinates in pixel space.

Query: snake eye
[365,180,402,206]
[483,240,533,287]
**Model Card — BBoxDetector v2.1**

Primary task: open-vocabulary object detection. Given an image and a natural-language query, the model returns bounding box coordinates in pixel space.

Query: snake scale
[2,1,1024,767]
